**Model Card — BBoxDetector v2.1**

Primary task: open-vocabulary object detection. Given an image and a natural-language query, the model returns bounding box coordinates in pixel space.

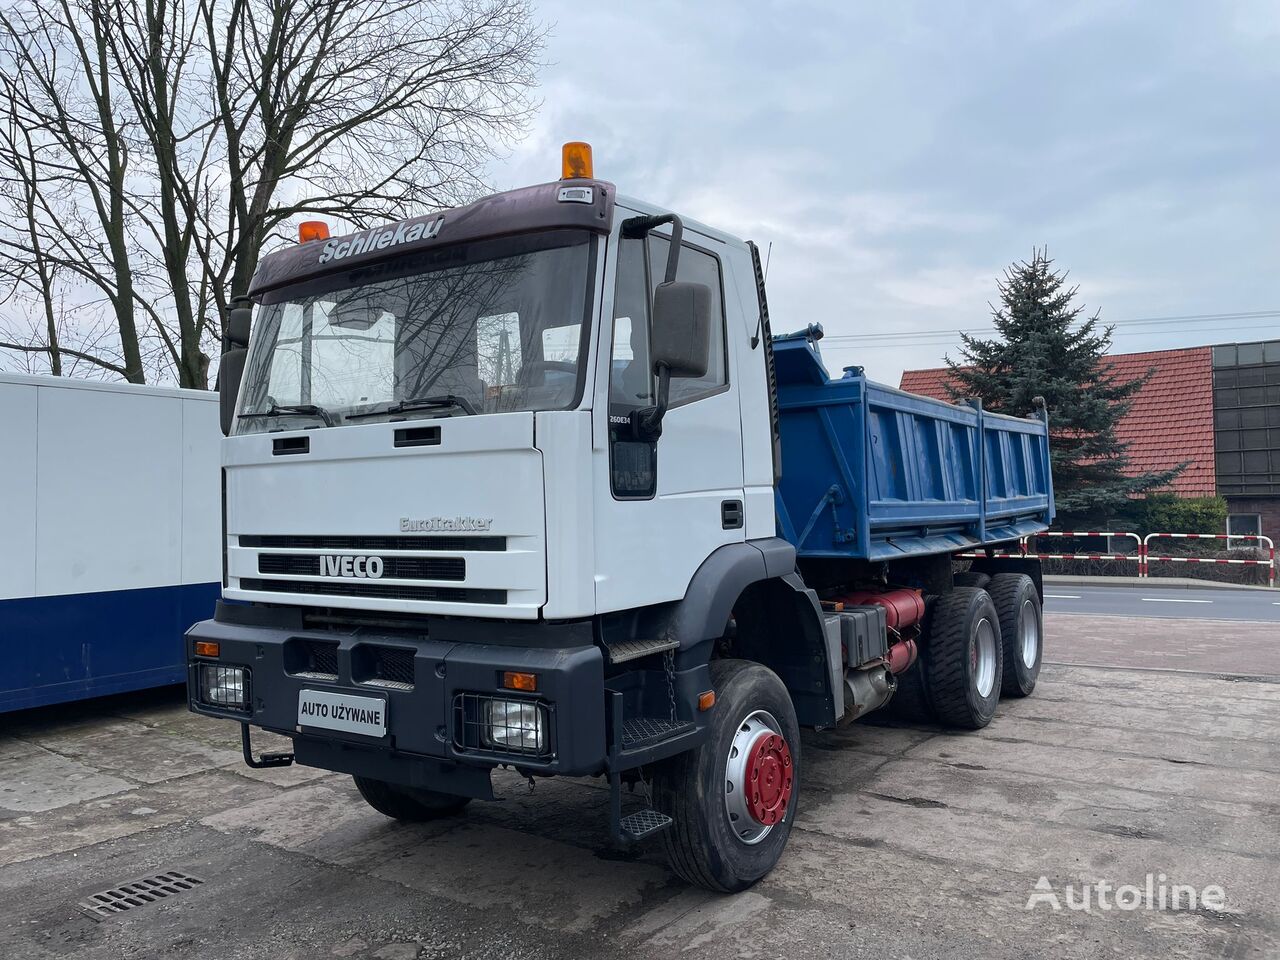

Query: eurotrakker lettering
[400,516,493,532]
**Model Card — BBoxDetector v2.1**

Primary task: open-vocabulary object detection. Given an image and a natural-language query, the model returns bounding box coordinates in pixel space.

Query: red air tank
[837,588,925,630]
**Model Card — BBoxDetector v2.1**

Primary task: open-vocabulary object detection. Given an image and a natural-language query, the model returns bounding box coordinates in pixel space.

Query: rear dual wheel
[921,587,1003,729]
[988,573,1043,697]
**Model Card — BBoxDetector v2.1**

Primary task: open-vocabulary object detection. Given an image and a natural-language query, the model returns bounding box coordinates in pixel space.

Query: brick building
[899,338,1280,541]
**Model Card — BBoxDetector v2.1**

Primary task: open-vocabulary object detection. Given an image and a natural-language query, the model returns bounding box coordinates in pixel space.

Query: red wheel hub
[744,732,793,826]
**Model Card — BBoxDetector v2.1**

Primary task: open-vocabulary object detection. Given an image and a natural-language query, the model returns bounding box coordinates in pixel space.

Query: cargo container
[0,373,220,711]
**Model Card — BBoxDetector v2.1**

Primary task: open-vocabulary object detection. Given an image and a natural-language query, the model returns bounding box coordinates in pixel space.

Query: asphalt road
[1043,584,1280,622]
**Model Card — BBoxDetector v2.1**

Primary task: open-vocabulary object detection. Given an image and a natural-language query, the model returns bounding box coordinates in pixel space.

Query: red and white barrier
[1143,533,1275,588]
[959,531,1143,569]
[959,531,1277,586]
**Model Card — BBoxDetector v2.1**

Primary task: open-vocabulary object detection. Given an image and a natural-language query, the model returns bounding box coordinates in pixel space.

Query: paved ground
[1043,610,1280,676]
[1043,583,1280,622]
[3,630,1278,960]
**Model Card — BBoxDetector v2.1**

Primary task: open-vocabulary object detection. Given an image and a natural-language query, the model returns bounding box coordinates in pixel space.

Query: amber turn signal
[698,690,716,711]
[502,671,538,692]
[194,640,220,658]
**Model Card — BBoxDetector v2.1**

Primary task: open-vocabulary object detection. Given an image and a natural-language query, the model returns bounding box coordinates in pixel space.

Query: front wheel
[652,659,800,893]
[353,776,471,822]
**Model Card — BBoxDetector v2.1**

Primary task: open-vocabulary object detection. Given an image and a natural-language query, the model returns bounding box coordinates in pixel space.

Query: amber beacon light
[561,141,593,180]
[298,220,330,243]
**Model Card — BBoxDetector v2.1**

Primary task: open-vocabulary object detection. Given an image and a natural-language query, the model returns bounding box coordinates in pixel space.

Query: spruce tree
[945,249,1182,526]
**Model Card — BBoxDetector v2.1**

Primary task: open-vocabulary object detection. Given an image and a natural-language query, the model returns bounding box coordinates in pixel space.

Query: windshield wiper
[345,393,477,421]
[238,402,336,427]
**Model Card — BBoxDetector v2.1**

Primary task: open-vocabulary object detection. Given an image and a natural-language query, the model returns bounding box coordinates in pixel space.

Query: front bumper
[186,603,606,791]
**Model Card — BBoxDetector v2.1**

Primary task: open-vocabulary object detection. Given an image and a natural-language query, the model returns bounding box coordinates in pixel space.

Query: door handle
[721,499,744,530]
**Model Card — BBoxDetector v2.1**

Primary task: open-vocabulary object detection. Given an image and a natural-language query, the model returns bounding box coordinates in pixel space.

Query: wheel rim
[724,710,793,845]
[1019,598,1040,668]
[972,617,997,698]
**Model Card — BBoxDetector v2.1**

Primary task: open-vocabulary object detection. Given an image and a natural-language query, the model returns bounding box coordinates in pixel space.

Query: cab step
[619,808,674,841]
[621,717,694,750]
[603,636,679,665]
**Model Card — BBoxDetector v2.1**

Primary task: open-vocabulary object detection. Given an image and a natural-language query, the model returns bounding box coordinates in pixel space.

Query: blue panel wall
[0,582,219,712]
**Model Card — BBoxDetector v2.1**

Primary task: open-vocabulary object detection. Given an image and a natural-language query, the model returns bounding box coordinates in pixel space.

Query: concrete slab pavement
[1,657,1277,959]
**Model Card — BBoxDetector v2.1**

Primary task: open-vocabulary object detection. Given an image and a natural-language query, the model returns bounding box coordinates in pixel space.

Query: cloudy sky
[487,0,1279,385]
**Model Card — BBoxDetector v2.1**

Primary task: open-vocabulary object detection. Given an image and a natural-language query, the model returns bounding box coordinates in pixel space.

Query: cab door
[591,221,746,613]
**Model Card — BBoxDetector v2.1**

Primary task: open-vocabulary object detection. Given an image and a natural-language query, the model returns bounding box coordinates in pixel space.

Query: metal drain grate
[79,870,204,921]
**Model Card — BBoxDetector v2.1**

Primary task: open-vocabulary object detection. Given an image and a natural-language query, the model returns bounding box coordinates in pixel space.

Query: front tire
[653,659,800,893]
[988,573,1043,697]
[923,587,1002,729]
[353,776,471,822]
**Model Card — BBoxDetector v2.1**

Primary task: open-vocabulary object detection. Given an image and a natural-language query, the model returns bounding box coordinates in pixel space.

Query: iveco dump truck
[188,142,1054,892]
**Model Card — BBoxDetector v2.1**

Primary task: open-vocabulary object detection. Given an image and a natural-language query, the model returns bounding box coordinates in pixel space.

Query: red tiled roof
[899,347,1216,496]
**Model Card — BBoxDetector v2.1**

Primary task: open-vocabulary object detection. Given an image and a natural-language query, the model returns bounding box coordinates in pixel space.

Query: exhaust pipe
[844,664,895,721]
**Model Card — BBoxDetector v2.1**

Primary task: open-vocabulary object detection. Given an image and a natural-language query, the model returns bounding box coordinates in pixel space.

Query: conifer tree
[946,249,1182,524]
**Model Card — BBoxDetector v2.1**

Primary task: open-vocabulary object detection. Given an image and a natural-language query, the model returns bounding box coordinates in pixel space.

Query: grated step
[603,636,679,665]
[619,808,673,841]
[621,717,695,750]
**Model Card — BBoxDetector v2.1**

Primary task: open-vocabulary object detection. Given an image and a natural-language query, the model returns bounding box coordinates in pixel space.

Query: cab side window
[607,236,657,498]
[646,236,727,405]
[609,237,653,410]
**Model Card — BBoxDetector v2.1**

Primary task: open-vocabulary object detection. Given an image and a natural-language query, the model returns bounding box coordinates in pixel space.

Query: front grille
[257,554,465,581]
[240,577,504,604]
[239,534,506,552]
[285,638,339,680]
[353,645,416,690]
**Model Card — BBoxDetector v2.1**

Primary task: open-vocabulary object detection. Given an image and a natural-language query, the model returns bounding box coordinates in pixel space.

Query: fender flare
[663,538,798,648]
[659,538,840,728]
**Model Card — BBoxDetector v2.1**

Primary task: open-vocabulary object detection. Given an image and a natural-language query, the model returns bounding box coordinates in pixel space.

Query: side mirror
[219,347,247,436]
[226,302,252,349]
[630,280,712,441]
[219,300,253,436]
[650,281,711,379]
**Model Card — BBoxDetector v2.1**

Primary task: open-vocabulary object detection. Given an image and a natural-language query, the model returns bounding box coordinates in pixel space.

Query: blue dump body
[773,331,1054,562]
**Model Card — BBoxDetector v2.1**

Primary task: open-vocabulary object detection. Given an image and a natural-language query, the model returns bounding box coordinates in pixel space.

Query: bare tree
[0,0,543,387]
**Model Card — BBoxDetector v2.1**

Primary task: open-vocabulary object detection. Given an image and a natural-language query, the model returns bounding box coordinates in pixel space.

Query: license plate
[298,689,387,738]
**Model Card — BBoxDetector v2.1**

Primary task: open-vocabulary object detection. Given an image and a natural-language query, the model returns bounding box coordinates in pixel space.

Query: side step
[622,717,695,750]
[619,808,673,841]
[603,636,679,665]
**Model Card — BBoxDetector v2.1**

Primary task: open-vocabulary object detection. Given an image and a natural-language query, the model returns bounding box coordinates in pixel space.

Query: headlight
[199,664,249,711]
[482,698,545,754]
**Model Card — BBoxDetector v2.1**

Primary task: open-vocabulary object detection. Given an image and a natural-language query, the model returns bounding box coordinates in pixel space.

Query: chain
[663,648,677,723]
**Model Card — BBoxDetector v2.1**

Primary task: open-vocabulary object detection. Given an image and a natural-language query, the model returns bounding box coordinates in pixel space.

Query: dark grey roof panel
[248,179,615,297]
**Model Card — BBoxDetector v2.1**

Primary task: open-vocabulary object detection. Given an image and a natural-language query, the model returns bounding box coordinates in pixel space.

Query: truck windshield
[234,230,594,434]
